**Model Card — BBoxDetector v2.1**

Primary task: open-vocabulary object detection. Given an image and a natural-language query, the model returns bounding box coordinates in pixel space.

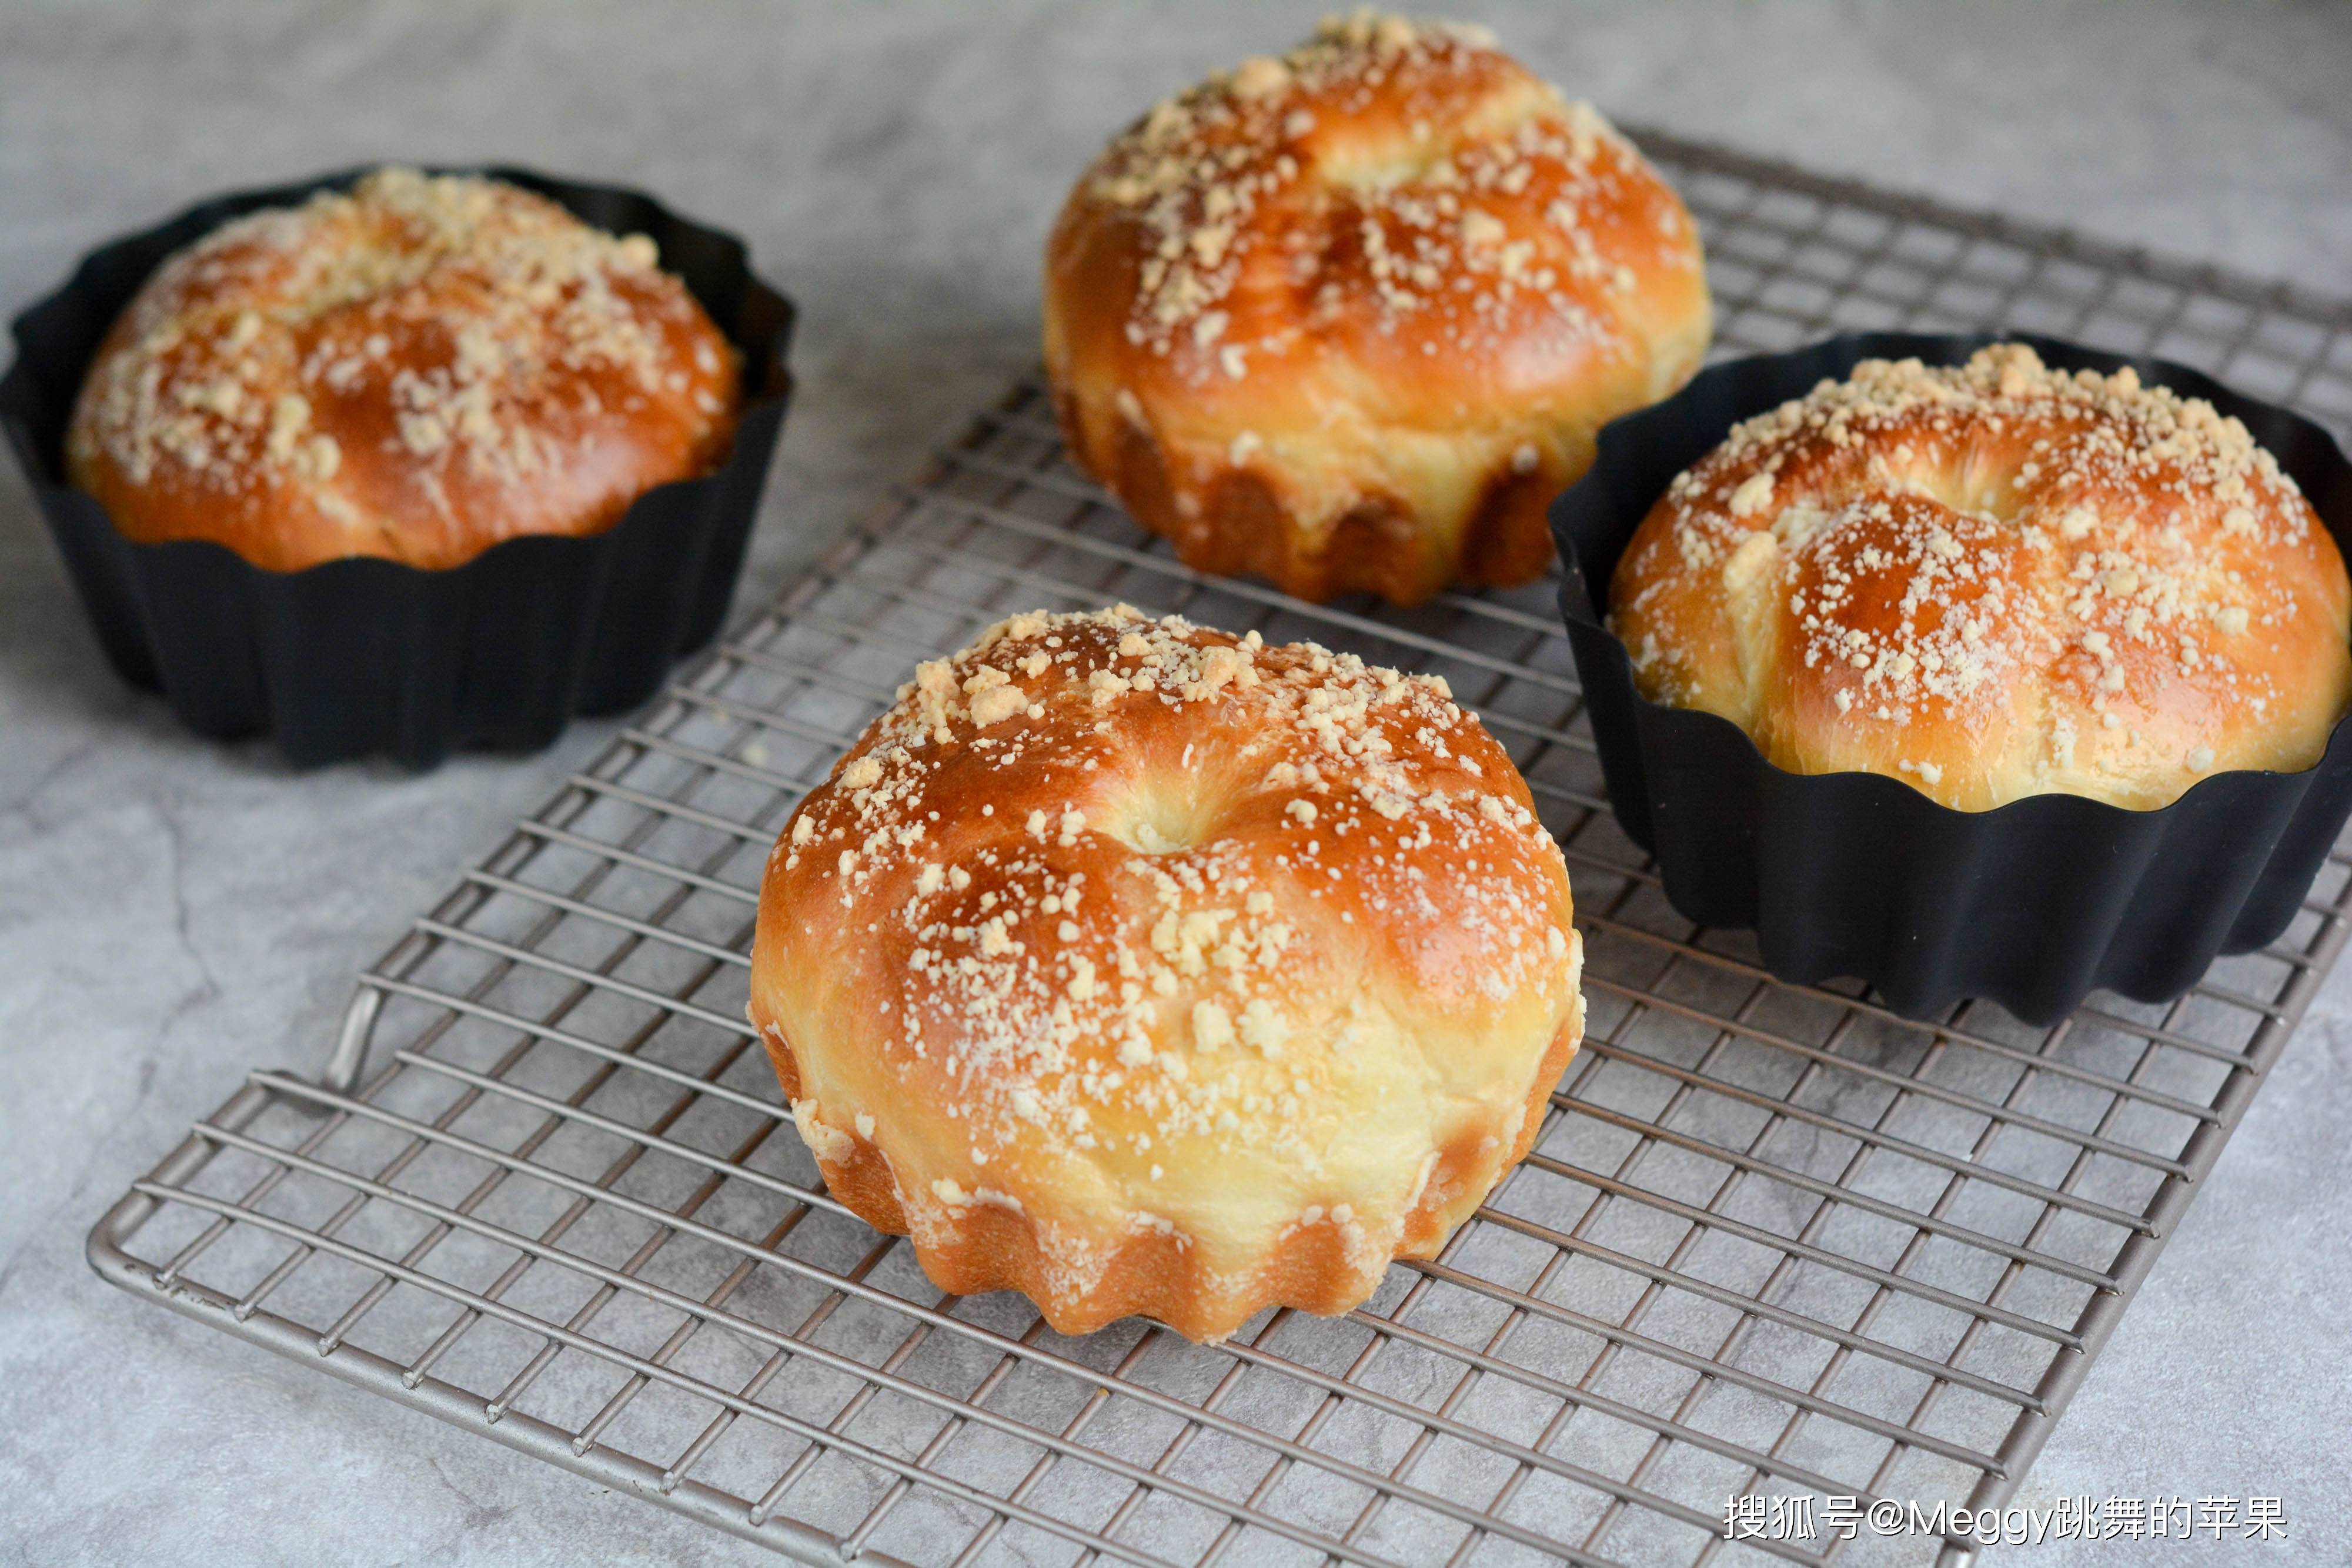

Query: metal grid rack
[88,127,2352,1568]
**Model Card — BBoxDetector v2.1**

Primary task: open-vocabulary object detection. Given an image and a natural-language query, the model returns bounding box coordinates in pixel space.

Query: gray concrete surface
[2,3,2347,1563]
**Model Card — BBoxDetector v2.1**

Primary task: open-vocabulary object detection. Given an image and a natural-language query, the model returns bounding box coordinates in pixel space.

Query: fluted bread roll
[1046,13,1709,606]
[1609,343,2352,810]
[68,167,739,572]
[750,607,1585,1340]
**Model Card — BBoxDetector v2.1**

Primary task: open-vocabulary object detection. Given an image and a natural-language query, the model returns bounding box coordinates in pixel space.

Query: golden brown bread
[749,607,1584,1340]
[67,168,740,572]
[1044,12,1710,606]
[1609,343,2352,810]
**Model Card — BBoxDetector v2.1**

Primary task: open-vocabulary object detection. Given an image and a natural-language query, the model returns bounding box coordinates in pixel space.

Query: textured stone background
[2,3,2347,1563]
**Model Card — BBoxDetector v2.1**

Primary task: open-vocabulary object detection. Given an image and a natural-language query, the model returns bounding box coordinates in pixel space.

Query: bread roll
[68,167,739,572]
[1609,343,2352,810]
[1045,13,1709,606]
[749,607,1584,1340]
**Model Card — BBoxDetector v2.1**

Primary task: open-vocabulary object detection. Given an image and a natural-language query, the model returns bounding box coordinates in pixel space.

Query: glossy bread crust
[749,607,1585,1340]
[1609,343,2352,810]
[68,168,740,572]
[1044,13,1709,606]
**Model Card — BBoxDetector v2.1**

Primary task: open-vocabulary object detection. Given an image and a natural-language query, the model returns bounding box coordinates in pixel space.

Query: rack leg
[321,986,383,1096]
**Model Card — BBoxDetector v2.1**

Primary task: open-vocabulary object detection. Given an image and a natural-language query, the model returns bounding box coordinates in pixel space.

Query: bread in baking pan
[749,606,1584,1340]
[1044,12,1710,607]
[1608,342,2352,810]
[66,166,740,573]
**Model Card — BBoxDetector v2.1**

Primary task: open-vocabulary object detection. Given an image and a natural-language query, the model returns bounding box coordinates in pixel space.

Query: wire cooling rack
[88,127,2352,1568]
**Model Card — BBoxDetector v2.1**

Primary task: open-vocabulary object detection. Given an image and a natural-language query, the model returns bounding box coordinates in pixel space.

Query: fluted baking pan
[0,165,795,768]
[1551,330,2352,1024]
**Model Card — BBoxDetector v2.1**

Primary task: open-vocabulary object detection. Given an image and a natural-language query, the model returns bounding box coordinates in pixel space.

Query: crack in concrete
[154,796,222,1009]
[0,734,106,838]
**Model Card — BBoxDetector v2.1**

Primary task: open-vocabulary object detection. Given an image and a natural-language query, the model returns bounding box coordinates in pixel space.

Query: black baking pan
[1550,331,2352,1024]
[0,165,796,768]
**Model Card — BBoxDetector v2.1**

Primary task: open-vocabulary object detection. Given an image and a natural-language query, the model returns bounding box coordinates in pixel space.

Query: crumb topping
[71,167,730,506]
[771,604,1578,1182]
[1076,10,1686,380]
